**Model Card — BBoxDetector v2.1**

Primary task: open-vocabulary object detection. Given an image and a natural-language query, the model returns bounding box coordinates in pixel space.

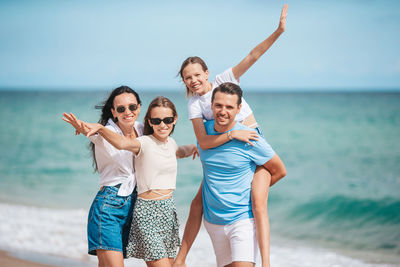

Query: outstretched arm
[192,118,259,150]
[62,112,91,136]
[176,144,199,159]
[85,123,141,154]
[232,4,288,80]
[63,113,141,154]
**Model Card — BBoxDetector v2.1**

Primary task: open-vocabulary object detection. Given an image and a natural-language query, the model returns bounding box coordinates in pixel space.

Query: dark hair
[91,86,141,172]
[211,82,242,106]
[143,96,178,136]
[178,56,209,97]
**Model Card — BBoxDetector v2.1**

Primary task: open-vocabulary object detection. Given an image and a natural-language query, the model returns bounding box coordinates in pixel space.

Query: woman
[72,96,198,267]
[174,5,289,267]
[63,86,143,267]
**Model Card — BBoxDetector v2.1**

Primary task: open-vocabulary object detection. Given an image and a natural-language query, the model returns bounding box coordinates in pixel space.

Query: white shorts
[203,218,258,267]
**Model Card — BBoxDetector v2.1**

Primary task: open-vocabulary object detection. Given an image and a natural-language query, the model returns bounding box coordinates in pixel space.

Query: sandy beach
[0,250,53,267]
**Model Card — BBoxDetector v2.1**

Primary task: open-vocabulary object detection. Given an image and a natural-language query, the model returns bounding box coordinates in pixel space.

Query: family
[63,5,288,267]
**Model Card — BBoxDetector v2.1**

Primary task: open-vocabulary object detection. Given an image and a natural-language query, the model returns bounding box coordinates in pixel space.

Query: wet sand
[0,250,53,267]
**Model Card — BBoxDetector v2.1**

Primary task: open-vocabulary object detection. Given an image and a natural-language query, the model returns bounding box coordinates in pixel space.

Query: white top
[134,135,179,195]
[88,119,144,196]
[187,68,253,122]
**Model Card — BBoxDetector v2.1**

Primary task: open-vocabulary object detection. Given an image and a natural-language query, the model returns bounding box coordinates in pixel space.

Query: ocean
[0,90,399,266]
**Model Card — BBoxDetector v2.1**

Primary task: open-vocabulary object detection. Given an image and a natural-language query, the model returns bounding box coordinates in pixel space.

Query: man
[175,82,286,267]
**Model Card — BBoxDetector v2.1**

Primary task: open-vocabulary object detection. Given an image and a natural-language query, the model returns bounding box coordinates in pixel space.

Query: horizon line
[1,87,400,93]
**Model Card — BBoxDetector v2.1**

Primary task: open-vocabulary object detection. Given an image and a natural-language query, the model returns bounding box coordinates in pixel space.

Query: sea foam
[0,203,397,266]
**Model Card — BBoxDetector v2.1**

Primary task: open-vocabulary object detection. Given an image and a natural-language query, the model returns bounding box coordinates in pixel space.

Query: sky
[0,0,399,91]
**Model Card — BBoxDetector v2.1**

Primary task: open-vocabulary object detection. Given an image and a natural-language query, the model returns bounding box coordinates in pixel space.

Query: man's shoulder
[204,120,217,134]
[232,122,251,131]
[204,119,214,127]
[232,123,270,151]
[203,121,250,138]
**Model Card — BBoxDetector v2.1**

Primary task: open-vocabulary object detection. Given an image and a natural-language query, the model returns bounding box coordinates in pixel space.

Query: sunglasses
[149,117,175,125]
[115,104,138,113]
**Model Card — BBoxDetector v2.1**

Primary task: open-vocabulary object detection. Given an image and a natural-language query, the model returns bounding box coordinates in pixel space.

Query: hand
[191,145,199,160]
[230,130,259,146]
[83,122,104,137]
[62,113,91,136]
[277,4,289,33]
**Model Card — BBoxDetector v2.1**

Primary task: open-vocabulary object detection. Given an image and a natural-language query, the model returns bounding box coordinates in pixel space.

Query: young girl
[75,96,198,267]
[63,86,143,267]
[174,5,289,267]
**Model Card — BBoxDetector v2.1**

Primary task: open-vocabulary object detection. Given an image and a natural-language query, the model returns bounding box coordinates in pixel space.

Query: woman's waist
[138,189,174,200]
[98,172,135,183]
[99,176,136,196]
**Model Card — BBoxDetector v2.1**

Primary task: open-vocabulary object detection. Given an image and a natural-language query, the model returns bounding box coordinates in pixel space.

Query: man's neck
[214,121,236,133]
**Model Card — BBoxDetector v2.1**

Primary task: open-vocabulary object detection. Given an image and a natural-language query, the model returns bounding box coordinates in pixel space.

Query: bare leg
[146,257,174,267]
[97,249,124,267]
[173,182,203,267]
[251,166,271,267]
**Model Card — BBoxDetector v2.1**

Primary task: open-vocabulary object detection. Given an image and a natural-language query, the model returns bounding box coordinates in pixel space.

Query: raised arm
[62,112,92,136]
[86,124,141,154]
[63,112,141,153]
[262,153,287,186]
[232,4,288,80]
[192,118,259,150]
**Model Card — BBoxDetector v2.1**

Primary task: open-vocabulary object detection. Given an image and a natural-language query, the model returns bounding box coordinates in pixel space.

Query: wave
[278,195,400,252]
[289,195,400,226]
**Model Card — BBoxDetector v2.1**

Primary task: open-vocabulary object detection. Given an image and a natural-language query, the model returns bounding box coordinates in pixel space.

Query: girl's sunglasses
[115,104,138,113]
[150,117,175,125]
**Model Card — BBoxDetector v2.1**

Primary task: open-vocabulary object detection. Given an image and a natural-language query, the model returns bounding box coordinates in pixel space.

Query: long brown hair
[143,96,177,136]
[178,56,209,97]
[91,86,141,172]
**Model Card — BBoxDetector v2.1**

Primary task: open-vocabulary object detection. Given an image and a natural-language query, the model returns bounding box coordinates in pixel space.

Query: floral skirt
[126,196,180,261]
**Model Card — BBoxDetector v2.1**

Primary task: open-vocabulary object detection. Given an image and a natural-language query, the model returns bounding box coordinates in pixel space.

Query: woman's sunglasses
[115,104,138,113]
[150,117,175,125]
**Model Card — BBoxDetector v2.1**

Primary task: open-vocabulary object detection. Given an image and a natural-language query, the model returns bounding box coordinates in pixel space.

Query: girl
[63,86,143,267]
[175,5,289,267]
[73,96,198,267]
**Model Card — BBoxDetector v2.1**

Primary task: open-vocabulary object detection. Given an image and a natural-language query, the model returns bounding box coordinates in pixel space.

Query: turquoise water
[1,90,399,264]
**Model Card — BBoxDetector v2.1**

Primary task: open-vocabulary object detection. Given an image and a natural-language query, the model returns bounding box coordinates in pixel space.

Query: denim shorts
[87,186,137,256]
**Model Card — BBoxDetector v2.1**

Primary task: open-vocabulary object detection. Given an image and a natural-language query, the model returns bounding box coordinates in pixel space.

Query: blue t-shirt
[199,120,275,225]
